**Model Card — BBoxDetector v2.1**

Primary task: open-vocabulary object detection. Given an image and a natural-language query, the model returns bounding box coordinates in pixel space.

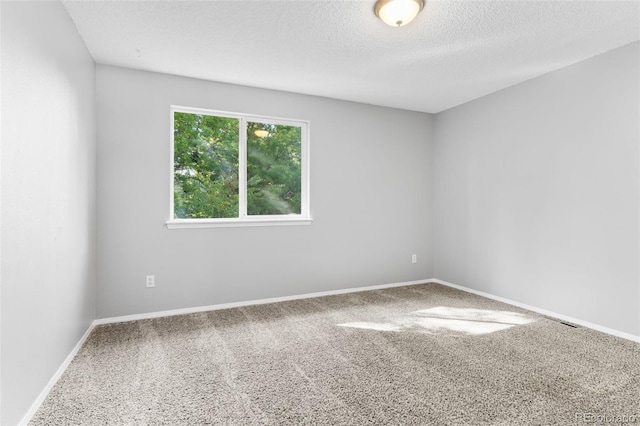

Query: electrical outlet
[146,275,155,288]
[411,254,417,264]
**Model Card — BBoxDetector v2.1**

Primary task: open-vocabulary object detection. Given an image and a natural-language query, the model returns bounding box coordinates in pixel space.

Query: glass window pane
[173,112,239,218]
[247,122,302,215]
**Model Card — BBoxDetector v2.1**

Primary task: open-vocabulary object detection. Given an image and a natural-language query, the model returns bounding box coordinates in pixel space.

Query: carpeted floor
[31,283,639,425]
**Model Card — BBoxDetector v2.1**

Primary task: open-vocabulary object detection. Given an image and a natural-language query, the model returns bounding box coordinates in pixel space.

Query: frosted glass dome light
[374,0,424,27]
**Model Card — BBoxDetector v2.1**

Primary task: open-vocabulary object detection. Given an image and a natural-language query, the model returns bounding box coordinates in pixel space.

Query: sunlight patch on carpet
[337,306,536,335]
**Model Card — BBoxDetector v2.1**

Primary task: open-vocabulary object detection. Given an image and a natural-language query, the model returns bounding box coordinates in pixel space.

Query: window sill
[166,217,313,229]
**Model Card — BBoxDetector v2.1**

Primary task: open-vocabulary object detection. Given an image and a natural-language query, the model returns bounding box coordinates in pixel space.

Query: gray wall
[96,65,434,318]
[0,1,97,424]
[433,42,640,336]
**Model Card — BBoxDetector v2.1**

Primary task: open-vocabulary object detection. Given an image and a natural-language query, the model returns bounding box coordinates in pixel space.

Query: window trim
[167,106,312,229]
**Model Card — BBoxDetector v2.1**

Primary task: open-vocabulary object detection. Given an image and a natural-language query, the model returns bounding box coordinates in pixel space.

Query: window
[167,106,311,228]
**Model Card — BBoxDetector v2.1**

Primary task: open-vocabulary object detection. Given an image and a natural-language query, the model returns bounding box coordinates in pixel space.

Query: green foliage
[173,112,302,219]
[174,112,239,218]
[247,122,301,215]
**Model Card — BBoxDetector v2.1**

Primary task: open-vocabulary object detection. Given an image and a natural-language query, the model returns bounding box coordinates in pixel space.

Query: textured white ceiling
[62,0,640,113]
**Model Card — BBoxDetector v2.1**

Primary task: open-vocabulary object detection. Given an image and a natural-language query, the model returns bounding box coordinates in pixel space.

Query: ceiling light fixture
[254,129,269,138]
[374,0,424,27]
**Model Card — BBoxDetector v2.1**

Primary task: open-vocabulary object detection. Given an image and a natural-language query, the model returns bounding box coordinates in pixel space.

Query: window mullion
[301,123,308,218]
[239,118,248,218]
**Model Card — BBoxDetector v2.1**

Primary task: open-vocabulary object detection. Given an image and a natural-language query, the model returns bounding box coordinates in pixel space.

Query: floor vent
[543,316,579,328]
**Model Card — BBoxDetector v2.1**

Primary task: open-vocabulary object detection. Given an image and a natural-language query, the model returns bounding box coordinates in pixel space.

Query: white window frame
[166,106,312,229]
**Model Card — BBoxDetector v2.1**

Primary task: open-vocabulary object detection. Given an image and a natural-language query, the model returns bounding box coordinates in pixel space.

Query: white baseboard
[430,278,640,343]
[94,279,432,325]
[19,321,97,426]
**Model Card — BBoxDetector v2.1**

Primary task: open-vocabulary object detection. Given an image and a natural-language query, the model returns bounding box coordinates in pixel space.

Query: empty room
[1,0,639,424]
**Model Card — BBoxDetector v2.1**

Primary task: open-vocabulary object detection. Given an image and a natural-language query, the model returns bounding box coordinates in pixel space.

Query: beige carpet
[31,283,639,425]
